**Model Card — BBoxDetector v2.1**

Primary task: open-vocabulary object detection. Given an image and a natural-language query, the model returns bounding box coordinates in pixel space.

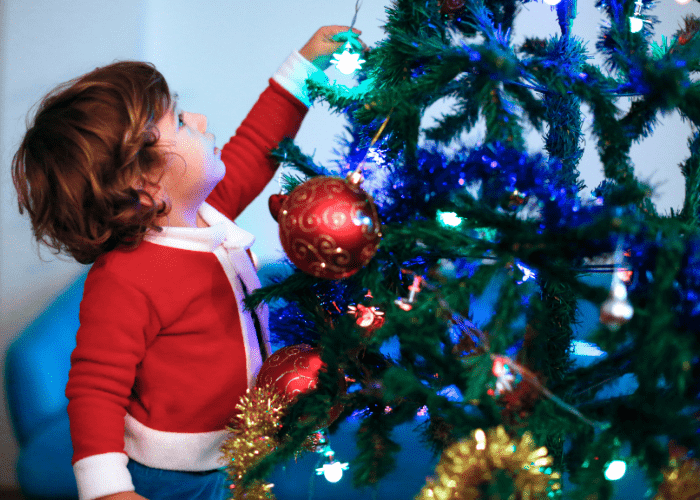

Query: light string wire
[350,0,362,31]
[401,269,603,429]
[349,110,394,183]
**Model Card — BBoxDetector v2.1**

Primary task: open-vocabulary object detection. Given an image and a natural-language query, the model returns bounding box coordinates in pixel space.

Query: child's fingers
[301,26,366,67]
[331,31,365,52]
[323,25,362,35]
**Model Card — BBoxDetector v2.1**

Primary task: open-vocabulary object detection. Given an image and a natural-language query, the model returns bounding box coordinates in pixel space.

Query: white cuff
[272,50,328,107]
[123,414,227,471]
[73,452,134,500]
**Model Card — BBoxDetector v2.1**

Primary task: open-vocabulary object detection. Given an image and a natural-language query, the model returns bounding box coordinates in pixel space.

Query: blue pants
[127,459,230,500]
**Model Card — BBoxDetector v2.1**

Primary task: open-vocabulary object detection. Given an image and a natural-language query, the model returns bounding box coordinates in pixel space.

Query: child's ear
[132,175,166,207]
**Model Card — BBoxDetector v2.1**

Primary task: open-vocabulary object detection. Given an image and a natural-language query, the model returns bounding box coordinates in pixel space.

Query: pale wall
[1,0,698,488]
[0,0,148,486]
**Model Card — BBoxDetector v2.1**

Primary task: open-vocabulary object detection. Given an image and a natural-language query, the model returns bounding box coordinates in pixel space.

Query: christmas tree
[222,0,700,498]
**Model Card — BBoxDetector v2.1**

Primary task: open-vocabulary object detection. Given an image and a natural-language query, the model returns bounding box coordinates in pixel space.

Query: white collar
[144,202,255,253]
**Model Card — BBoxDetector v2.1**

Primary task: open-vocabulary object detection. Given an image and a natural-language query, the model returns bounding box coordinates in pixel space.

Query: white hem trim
[124,414,228,471]
[73,452,134,500]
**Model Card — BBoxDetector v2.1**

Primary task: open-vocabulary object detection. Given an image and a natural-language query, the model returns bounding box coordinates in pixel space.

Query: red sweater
[66,52,319,500]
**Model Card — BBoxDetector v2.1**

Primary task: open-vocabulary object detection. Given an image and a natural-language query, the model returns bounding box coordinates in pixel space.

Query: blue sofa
[5,272,87,499]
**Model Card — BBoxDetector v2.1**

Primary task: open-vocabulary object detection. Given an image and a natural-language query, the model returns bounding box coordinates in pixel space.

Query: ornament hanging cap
[268,193,288,222]
[346,169,364,188]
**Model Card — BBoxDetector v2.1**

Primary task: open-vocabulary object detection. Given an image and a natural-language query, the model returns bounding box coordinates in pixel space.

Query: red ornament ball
[439,0,465,16]
[255,344,346,426]
[274,175,382,280]
[256,344,325,399]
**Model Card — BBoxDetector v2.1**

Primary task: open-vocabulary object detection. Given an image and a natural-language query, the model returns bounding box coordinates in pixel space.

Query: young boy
[12,25,364,500]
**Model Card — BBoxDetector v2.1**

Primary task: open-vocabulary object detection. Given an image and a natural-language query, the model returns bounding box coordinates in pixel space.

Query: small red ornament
[273,175,382,280]
[489,356,522,396]
[347,303,385,337]
[439,0,465,16]
[486,356,541,426]
[255,344,346,426]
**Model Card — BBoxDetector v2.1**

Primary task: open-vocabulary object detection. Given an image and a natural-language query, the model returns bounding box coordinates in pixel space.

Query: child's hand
[299,25,368,71]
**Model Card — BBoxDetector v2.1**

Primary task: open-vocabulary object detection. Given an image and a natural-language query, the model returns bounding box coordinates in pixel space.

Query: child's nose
[193,113,207,133]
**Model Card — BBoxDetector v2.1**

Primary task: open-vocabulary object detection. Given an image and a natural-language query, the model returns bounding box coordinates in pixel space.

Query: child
[12,25,365,500]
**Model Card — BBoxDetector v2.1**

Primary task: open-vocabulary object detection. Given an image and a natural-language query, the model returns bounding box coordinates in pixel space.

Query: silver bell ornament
[599,244,634,330]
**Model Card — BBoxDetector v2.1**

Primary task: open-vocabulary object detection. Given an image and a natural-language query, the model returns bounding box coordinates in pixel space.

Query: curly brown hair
[12,61,173,264]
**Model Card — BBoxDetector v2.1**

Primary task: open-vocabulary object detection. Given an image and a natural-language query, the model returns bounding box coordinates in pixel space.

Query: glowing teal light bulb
[331,42,365,75]
[437,211,463,228]
[604,460,627,481]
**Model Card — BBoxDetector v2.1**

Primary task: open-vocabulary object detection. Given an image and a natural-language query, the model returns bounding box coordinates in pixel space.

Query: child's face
[153,103,226,209]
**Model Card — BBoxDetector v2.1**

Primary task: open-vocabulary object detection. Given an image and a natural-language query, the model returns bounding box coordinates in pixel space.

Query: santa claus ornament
[270,173,382,280]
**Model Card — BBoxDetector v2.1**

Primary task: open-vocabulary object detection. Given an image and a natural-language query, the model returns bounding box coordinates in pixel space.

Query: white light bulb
[629,17,644,33]
[330,43,365,75]
[675,0,691,4]
[321,462,346,483]
[543,0,562,4]
[604,460,627,481]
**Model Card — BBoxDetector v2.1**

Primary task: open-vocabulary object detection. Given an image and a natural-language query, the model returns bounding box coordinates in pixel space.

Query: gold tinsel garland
[223,392,561,499]
[220,387,290,500]
[416,426,561,500]
[223,390,699,500]
[654,458,700,500]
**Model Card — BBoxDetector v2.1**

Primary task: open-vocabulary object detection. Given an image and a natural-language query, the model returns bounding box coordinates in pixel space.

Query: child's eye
[178,112,185,128]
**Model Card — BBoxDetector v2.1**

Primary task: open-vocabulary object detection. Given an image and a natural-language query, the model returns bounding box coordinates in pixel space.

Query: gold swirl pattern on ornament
[296,199,348,236]
[290,234,353,277]
[258,345,312,371]
[321,203,350,230]
[317,235,352,266]
[256,345,320,398]
[416,426,561,500]
[284,178,347,233]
